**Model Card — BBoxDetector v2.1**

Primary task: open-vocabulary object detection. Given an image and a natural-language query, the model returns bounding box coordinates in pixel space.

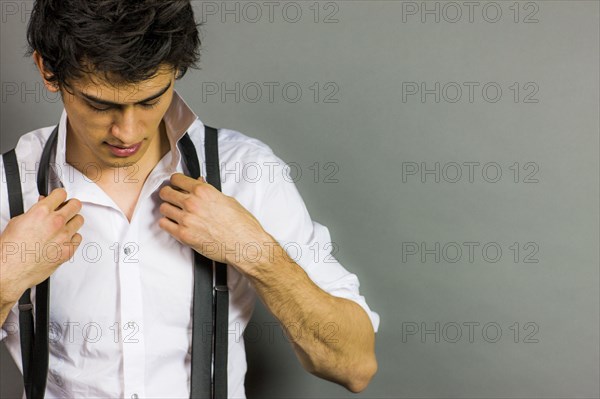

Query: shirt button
[124,246,132,256]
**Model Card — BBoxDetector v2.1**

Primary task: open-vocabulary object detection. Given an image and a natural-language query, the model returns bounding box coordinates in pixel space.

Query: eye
[85,99,161,113]
[140,100,161,110]
[87,102,113,113]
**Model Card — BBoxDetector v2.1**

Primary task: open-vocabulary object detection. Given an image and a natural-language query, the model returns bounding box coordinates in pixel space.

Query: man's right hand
[0,188,84,305]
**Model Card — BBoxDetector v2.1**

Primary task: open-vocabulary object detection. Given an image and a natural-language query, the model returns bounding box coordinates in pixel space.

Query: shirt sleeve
[252,148,380,333]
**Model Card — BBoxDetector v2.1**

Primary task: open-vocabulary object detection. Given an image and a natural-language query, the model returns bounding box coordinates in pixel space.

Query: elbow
[345,355,378,393]
[304,348,378,393]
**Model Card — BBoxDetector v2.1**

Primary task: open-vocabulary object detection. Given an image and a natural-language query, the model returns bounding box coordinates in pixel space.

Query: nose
[110,107,140,145]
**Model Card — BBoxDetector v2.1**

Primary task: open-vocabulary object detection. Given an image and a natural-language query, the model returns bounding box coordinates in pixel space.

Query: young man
[0,1,379,397]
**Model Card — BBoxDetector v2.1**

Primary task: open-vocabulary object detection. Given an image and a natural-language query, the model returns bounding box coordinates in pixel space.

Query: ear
[32,50,60,93]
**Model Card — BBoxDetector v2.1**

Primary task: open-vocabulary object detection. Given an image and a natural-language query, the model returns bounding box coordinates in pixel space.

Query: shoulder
[187,121,288,176]
[2,125,56,164]
[187,122,298,220]
[214,126,279,163]
[1,125,56,230]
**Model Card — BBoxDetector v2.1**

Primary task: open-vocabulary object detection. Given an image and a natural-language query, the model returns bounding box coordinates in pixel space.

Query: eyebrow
[80,81,172,106]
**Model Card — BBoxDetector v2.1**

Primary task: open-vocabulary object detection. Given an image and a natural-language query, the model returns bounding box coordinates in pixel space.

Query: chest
[98,182,144,223]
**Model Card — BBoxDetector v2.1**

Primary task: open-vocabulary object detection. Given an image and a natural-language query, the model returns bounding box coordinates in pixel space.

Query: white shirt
[0,90,380,398]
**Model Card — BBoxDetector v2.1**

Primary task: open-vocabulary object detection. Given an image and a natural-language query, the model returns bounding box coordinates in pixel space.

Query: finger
[40,188,67,210]
[67,233,83,250]
[64,214,85,237]
[56,198,83,221]
[158,216,182,240]
[159,185,187,208]
[159,202,185,224]
[170,173,203,193]
[72,233,83,245]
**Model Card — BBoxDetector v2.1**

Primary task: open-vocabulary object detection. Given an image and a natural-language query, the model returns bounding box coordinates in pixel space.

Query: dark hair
[26,0,201,89]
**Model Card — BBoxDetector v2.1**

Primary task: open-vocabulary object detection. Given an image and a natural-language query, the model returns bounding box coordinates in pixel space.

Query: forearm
[0,280,19,326]
[162,178,378,390]
[242,234,377,392]
[0,249,21,327]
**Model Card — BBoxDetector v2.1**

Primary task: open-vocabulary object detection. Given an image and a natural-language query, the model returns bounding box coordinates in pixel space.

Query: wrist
[0,262,24,305]
[234,233,287,277]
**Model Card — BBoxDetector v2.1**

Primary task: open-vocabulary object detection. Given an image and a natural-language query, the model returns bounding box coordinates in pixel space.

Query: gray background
[1,1,599,398]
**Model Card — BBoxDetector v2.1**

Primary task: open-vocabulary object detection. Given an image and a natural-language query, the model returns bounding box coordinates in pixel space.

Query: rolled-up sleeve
[252,148,380,333]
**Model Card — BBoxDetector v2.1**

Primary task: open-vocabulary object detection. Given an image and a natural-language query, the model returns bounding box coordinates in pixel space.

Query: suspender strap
[3,149,25,216]
[30,126,58,398]
[2,149,34,398]
[179,132,213,398]
[205,128,229,399]
[178,126,229,399]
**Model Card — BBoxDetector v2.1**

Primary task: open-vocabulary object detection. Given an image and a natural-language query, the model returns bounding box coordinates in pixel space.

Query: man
[0,1,379,397]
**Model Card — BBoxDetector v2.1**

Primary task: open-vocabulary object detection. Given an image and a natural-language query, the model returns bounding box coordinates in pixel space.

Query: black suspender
[178,130,229,399]
[2,125,229,398]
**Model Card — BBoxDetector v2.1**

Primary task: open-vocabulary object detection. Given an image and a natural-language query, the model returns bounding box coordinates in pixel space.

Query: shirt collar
[55,89,198,173]
[50,92,198,208]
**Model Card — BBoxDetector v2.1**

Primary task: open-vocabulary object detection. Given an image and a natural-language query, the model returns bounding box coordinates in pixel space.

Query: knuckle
[183,197,198,212]
[192,185,204,197]
[181,214,194,227]
[180,229,194,244]
[52,214,66,228]
[33,202,51,217]
[159,202,169,214]
[158,186,168,198]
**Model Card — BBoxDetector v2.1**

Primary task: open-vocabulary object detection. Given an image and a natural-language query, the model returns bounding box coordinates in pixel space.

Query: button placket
[119,224,146,397]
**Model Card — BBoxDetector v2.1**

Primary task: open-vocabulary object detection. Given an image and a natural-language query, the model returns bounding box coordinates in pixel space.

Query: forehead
[71,65,175,103]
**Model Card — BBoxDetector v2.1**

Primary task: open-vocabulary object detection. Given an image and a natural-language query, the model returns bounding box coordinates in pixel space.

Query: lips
[105,141,142,157]
[108,143,135,149]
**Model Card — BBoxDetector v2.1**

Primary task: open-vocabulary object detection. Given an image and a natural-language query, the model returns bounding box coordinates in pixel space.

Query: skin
[0,51,377,392]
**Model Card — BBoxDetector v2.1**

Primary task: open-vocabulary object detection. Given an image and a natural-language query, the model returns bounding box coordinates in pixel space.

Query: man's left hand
[158,173,270,271]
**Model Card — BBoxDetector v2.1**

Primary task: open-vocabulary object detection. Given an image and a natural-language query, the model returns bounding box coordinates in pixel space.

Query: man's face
[60,65,177,170]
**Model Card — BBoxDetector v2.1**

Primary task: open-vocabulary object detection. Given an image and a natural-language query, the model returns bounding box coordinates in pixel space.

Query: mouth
[105,141,143,157]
